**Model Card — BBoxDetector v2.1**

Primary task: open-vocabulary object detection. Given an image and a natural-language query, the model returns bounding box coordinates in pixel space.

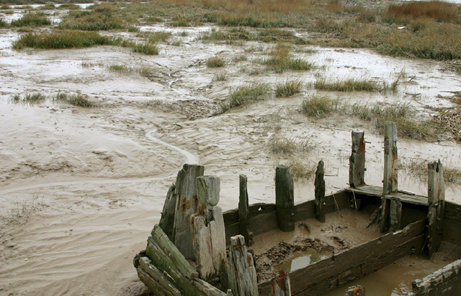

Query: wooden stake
[270,270,291,296]
[349,130,366,188]
[275,166,295,232]
[227,235,259,296]
[315,160,326,223]
[239,174,253,246]
[172,164,205,261]
[426,160,445,258]
[383,122,398,195]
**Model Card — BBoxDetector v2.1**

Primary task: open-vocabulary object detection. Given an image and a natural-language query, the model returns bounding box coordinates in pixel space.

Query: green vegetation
[10,12,51,27]
[263,45,313,73]
[13,30,120,49]
[314,78,381,92]
[59,3,124,31]
[109,64,130,73]
[9,93,46,104]
[54,92,96,107]
[206,56,225,67]
[213,73,228,81]
[386,1,459,24]
[301,95,340,117]
[218,83,270,113]
[129,41,159,55]
[0,19,7,28]
[147,31,171,43]
[275,80,302,97]
[201,28,304,44]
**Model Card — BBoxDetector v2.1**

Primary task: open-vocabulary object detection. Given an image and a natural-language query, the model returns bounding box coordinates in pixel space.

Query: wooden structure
[135,122,461,296]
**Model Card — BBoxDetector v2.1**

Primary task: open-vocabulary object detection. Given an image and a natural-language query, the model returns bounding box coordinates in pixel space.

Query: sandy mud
[1,7,461,296]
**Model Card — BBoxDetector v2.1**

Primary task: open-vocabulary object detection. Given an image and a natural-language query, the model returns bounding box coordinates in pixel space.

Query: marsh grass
[233,55,248,63]
[147,31,171,43]
[58,3,81,10]
[13,30,120,49]
[386,1,459,24]
[129,41,159,55]
[109,64,131,73]
[301,95,340,117]
[218,83,270,113]
[0,4,11,9]
[275,79,302,97]
[263,45,313,73]
[54,92,96,107]
[213,73,228,81]
[207,56,225,67]
[9,93,46,104]
[402,158,461,185]
[10,12,51,27]
[268,135,313,155]
[315,78,381,92]
[289,160,316,180]
[0,19,7,28]
[59,3,124,31]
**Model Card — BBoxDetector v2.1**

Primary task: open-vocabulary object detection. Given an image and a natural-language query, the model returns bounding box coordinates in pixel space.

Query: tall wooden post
[380,122,398,233]
[426,160,445,258]
[315,160,326,223]
[349,130,366,188]
[275,166,295,232]
[270,270,291,296]
[172,164,205,261]
[239,174,253,247]
[227,235,259,296]
[193,175,228,291]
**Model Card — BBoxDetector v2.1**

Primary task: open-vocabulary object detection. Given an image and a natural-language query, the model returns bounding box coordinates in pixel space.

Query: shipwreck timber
[134,122,461,296]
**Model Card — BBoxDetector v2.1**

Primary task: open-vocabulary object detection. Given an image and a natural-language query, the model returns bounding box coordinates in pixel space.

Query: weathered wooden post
[426,160,445,258]
[275,165,295,232]
[193,175,228,291]
[227,235,259,296]
[380,122,398,232]
[239,174,253,247]
[159,184,177,240]
[270,270,291,296]
[389,196,402,232]
[315,160,326,223]
[349,130,366,188]
[172,164,205,260]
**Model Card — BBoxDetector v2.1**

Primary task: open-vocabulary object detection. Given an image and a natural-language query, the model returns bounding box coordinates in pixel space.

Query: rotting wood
[349,130,366,189]
[275,165,295,232]
[193,278,229,296]
[389,197,403,231]
[344,285,366,296]
[239,174,253,247]
[426,161,445,258]
[410,259,461,296]
[228,235,259,296]
[172,164,205,261]
[159,184,177,240]
[270,270,291,296]
[138,256,182,296]
[315,160,326,223]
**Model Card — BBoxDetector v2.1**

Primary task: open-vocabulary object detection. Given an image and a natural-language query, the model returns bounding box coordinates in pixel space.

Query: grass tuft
[314,78,381,92]
[275,80,303,97]
[387,1,459,23]
[301,96,340,117]
[9,93,46,104]
[213,73,228,81]
[54,92,96,107]
[268,135,313,155]
[11,12,51,27]
[263,45,313,73]
[207,56,225,67]
[218,83,270,113]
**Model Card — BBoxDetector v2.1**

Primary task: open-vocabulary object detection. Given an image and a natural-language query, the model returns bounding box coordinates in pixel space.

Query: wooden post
[227,235,259,296]
[159,184,177,240]
[172,164,205,261]
[426,160,445,258]
[239,174,253,247]
[193,175,228,291]
[345,286,366,296]
[389,197,402,231]
[275,166,295,232]
[349,130,366,188]
[315,160,326,223]
[270,270,291,296]
[380,122,398,232]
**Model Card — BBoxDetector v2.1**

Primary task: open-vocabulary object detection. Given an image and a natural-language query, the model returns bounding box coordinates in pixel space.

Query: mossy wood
[275,165,295,232]
[159,184,177,240]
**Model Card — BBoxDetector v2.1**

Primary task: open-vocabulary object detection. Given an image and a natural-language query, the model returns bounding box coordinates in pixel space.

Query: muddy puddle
[1,8,461,296]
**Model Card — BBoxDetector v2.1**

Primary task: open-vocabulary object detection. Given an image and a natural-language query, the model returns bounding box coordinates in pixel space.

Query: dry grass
[289,160,316,180]
[263,45,313,73]
[268,135,313,155]
[387,1,459,23]
[275,80,303,97]
[218,83,270,114]
[54,92,96,107]
[301,95,340,117]
[315,78,381,92]
[207,56,225,67]
[401,158,461,185]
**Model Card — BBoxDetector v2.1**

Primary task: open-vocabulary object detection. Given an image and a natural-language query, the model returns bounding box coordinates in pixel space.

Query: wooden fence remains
[134,122,460,296]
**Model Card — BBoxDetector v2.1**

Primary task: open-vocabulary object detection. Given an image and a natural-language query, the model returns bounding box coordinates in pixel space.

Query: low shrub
[263,45,313,73]
[218,83,270,113]
[54,92,96,107]
[207,56,225,67]
[11,12,51,27]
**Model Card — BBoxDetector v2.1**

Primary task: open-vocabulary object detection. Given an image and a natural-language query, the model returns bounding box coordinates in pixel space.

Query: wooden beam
[228,235,259,296]
[239,174,253,246]
[315,160,326,223]
[349,130,366,188]
[426,160,445,258]
[172,164,205,261]
[275,166,295,232]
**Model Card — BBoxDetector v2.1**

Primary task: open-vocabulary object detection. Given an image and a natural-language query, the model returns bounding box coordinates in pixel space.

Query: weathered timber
[315,160,326,223]
[383,122,398,195]
[172,164,205,261]
[145,238,203,295]
[443,202,461,245]
[159,184,177,240]
[259,219,427,295]
[411,259,461,296]
[193,278,229,296]
[138,256,182,296]
[389,197,403,231]
[270,270,291,296]
[275,166,295,232]
[426,161,445,258]
[151,225,198,279]
[349,130,366,188]
[239,174,253,247]
[197,175,220,220]
[228,235,259,296]
[345,286,366,296]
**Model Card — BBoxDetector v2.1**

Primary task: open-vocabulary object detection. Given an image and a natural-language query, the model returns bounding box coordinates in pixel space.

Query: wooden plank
[228,235,259,296]
[138,256,182,296]
[426,161,445,258]
[137,267,177,296]
[383,122,398,195]
[239,174,253,246]
[276,165,295,232]
[444,201,461,223]
[389,197,402,231]
[270,270,291,296]
[159,184,177,240]
[172,164,205,261]
[193,278,228,296]
[412,259,461,296]
[349,130,366,188]
[249,211,278,237]
[223,209,239,226]
[293,200,316,222]
[315,160,326,223]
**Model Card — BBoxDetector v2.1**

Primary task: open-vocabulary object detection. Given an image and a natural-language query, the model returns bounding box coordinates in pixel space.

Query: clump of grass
[9,93,46,104]
[213,73,228,81]
[130,42,159,55]
[289,160,316,180]
[54,92,96,107]
[268,135,313,155]
[0,4,11,9]
[401,158,461,185]
[58,3,81,10]
[40,3,56,10]
[0,19,7,28]
[314,78,381,92]
[218,83,270,113]
[301,95,340,117]
[128,26,139,32]
[275,80,303,97]
[233,55,248,63]
[145,31,172,43]
[109,64,131,73]
[387,1,459,23]
[207,56,225,67]
[59,3,124,31]
[11,12,51,27]
[12,30,121,50]
[433,107,461,141]
[263,45,313,73]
